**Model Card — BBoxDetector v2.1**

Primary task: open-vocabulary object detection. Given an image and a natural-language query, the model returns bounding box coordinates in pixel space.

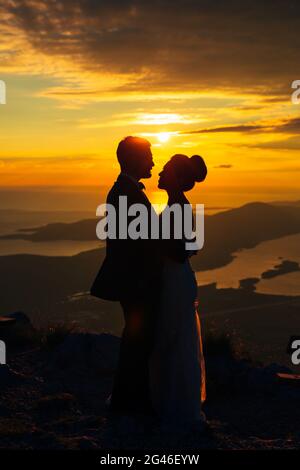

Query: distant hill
[0,218,98,241]
[2,202,300,271]
[192,202,300,270]
[0,209,94,225]
[271,200,300,207]
[261,260,300,279]
[1,245,299,356]
[0,247,111,328]
[1,202,300,373]
[0,202,300,251]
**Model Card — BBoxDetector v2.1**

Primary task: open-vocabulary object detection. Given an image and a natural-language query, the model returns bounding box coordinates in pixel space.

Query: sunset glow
[0,3,299,453]
[0,1,300,211]
[157,132,171,143]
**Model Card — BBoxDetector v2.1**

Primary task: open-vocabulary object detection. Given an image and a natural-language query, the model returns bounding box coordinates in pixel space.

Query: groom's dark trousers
[91,174,161,415]
[111,296,157,414]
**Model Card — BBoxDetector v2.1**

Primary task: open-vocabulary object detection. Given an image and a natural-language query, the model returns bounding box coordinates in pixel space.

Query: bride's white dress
[149,255,206,427]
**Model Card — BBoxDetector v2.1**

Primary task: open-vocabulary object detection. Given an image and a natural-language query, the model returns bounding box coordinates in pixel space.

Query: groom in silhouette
[91,136,161,417]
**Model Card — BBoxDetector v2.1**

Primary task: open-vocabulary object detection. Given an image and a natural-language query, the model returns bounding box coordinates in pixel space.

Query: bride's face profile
[158,154,207,193]
[158,162,178,191]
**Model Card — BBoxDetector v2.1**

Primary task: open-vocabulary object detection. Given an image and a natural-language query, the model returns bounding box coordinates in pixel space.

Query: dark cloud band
[1,0,300,92]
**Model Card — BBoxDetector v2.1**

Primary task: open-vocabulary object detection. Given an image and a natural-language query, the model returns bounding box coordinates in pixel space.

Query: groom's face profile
[117,136,154,180]
[138,146,154,179]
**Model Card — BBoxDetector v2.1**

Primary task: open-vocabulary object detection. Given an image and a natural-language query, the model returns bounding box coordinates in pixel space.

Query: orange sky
[1,1,300,210]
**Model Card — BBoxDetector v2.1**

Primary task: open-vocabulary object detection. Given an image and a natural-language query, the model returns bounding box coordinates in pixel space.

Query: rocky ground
[0,313,300,451]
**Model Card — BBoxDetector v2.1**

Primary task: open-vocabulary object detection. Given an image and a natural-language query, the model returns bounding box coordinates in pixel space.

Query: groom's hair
[117,136,151,171]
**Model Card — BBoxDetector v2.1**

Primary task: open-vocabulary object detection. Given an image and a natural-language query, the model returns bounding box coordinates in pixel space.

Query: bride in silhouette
[150,154,207,431]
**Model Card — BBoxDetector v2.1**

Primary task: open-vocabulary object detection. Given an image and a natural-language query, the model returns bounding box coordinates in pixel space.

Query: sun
[157,132,170,143]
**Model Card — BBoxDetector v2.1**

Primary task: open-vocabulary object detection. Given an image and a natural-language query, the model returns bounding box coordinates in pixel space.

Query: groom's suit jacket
[91,174,161,301]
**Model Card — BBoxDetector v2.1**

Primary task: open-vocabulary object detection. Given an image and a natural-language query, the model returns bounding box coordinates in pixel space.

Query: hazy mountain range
[1,200,299,369]
[2,201,300,271]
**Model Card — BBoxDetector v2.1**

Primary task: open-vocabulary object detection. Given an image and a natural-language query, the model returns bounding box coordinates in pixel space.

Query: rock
[265,363,291,374]
[0,317,16,326]
[246,363,291,391]
[0,311,36,346]
[205,355,292,394]
[0,364,27,387]
[206,356,235,388]
[205,355,251,390]
[239,278,260,292]
[277,372,300,386]
[0,417,31,439]
[61,435,99,450]
[77,436,99,450]
[6,312,31,324]
[32,431,65,449]
[0,404,11,417]
[35,393,77,414]
[50,332,120,375]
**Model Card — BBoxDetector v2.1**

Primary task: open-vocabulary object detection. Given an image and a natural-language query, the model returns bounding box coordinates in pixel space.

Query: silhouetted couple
[91,136,207,433]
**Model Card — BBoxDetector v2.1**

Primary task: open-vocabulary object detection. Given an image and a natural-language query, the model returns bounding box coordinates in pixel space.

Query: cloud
[1,0,300,95]
[78,111,200,129]
[275,118,300,134]
[180,117,300,136]
[182,124,266,134]
[246,136,300,151]
[0,155,112,175]
[0,155,104,165]
[214,164,233,169]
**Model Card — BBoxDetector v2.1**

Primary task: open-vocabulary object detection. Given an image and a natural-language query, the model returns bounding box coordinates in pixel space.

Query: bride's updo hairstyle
[168,154,207,191]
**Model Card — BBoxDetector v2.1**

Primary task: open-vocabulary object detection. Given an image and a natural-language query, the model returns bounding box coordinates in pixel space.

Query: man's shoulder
[107,180,120,203]
[107,176,128,203]
[107,174,144,204]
